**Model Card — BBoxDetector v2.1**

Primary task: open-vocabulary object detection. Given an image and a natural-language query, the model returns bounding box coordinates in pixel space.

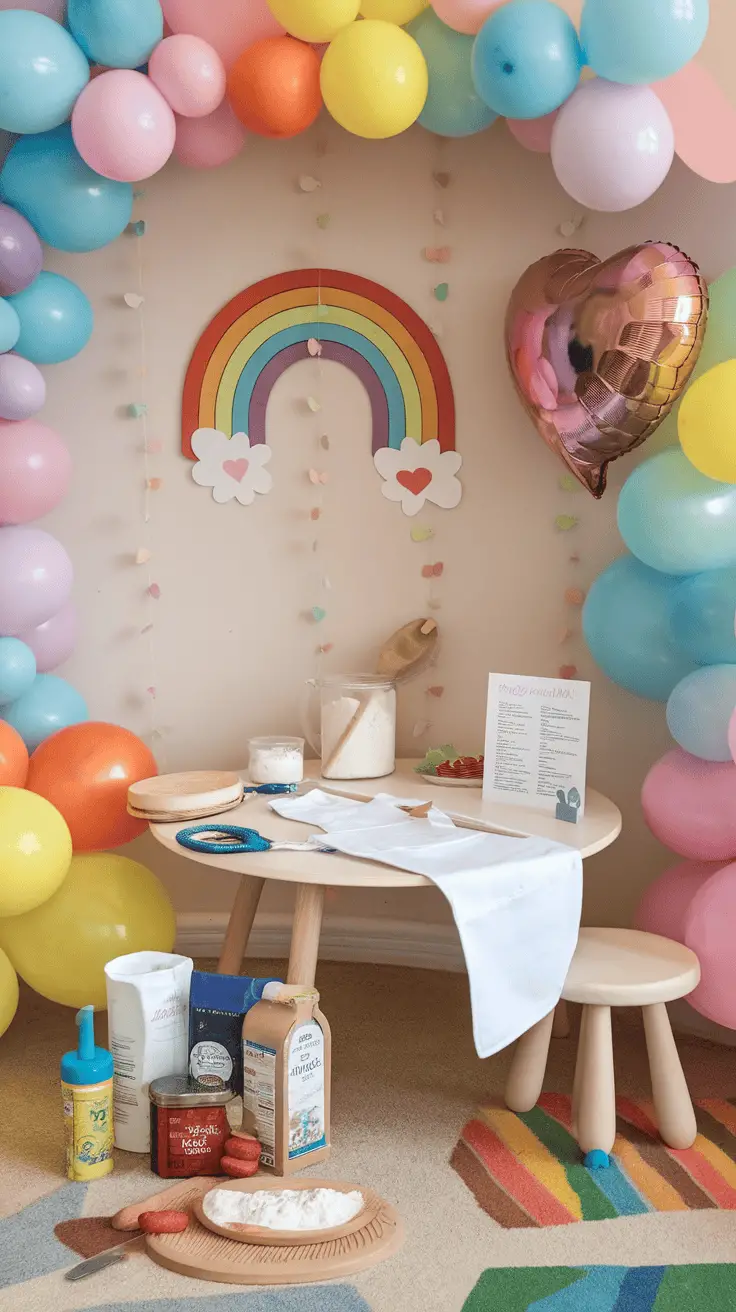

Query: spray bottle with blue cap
[60,1006,114,1181]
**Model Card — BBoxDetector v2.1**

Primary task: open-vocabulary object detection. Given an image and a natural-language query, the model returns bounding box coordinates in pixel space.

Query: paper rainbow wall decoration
[181,269,456,460]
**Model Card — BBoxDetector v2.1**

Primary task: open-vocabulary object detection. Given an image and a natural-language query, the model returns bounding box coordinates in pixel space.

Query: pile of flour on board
[203,1186,364,1231]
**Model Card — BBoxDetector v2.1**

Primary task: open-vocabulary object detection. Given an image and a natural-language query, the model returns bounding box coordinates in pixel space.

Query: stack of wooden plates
[128,771,244,822]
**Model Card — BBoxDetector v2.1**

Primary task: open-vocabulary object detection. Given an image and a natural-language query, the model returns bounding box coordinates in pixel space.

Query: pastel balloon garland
[582,262,736,1032]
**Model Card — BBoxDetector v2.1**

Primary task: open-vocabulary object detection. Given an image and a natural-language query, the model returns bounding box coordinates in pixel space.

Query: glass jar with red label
[149,1075,233,1177]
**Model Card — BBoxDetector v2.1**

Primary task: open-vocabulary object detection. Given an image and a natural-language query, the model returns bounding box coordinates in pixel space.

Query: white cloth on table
[270,790,582,1058]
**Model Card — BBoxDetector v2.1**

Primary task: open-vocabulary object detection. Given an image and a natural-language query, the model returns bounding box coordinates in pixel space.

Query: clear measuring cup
[301,674,397,780]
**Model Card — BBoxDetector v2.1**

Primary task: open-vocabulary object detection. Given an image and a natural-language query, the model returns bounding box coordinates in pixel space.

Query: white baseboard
[176,911,465,973]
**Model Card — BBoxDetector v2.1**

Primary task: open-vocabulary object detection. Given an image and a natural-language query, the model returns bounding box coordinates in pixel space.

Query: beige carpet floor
[1,960,735,1312]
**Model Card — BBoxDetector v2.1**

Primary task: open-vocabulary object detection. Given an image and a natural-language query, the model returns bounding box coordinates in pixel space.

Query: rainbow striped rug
[451,1093,736,1227]
[462,1264,736,1310]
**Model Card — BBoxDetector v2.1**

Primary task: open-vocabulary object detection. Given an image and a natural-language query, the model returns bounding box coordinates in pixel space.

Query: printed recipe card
[483,674,591,822]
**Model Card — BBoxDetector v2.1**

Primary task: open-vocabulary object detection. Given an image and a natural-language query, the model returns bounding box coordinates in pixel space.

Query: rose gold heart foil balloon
[505,243,708,497]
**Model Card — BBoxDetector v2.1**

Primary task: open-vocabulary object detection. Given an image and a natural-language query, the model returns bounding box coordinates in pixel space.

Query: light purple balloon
[0,526,73,635]
[551,80,675,212]
[0,352,46,420]
[0,203,43,297]
[16,598,76,671]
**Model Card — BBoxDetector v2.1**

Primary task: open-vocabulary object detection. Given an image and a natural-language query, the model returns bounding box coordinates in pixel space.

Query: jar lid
[148,1075,234,1108]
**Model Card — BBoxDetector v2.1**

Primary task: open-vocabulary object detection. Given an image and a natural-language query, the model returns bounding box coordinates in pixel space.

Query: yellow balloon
[678,359,736,484]
[360,0,428,21]
[0,853,175,1009]
[0,786,72,918]
[267,0,360,42]
[321,20,428,139]
[0,948,19,1038]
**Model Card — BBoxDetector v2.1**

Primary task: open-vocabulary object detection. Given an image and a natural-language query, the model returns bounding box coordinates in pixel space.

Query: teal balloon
[68,0,163,70]
[0,298,20,353]
[666,665,736,762]
[0,10,89,135]
[8,271,93,364]
[0,126,133,254]
[472,0,582,119]
[4,673,88,752]
[408,10,496,138]
[0,637,36,706]
[618,449,736,576]
[670,568,736,665]
[583,555,697,701]
[581,0,709,85]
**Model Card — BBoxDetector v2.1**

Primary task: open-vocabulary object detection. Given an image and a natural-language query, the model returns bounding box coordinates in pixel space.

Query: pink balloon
[0,0,66,18]
[551,81,674,212]
[0,527,73,636]
[507,110,558,154]
[16,599,77,672]
[730,707,736,765]
[161,0,285,70]
[431,0,505,35]
[72,71,176,183]
[634,860,724,943]
[0,419,71,525]
[174,101,247,169]
[148,35,226,119]
[642,748,736,862]
[684,863,736,1027]
[654,62,736,186]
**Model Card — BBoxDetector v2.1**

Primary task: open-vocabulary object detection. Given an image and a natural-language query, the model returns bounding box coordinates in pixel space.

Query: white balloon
[551,80,674,212]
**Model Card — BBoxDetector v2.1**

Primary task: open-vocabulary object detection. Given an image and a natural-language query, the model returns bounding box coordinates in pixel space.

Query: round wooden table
[150,762,622,988]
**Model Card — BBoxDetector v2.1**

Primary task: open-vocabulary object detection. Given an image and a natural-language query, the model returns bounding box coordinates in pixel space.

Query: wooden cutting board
[127,771,243,822]
[146,1191,404,1285]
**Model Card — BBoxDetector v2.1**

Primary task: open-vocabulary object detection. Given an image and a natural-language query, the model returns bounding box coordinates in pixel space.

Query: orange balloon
[26,721,157,852]
[227,36,322,139]
[0,720,29,787]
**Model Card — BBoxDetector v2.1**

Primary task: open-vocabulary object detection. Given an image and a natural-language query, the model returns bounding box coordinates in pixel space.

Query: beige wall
[26,86,736,933]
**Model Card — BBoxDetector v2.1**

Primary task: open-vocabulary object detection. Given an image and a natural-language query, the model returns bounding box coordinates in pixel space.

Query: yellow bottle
[60,1005,114,1181]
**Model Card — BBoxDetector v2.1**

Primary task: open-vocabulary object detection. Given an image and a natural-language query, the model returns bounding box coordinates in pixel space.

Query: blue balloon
[0,10,89,135]
[408,10,496,138]
[68,0,163,70]
[583,555,697,701]
[618,449,736,576]
[7,271,93,365]
[670,568,736,666]
[0,637,36,706]
[4,673,88,751]
[666,665,736,762]
[0,298,20,353]
[581,0,709,85]
[471,0,582,120]
[0,126,133,254]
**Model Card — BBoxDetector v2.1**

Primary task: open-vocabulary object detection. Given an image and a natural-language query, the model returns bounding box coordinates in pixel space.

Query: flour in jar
[203,1186,364,1230]
[321,687,396,779]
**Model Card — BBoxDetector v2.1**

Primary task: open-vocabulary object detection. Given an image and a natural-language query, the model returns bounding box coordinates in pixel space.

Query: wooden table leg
[287,884,325,988]
[218,874,266,975]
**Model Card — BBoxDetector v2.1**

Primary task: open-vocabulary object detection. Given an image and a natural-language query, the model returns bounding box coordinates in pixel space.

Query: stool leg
[642,1002,697,1150]
[571,1005,589,1137]
[575,1005,616,1157]
[287,884,325,988]
[505,1010,555,1113]
[218,874,265,974]
[552,1000,571,1038]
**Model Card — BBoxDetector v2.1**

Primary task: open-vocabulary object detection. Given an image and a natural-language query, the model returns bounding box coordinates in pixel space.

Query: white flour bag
[105,951,193,1152]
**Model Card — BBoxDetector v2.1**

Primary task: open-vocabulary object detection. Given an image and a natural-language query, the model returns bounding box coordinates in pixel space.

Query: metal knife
[64,1234,142,1281]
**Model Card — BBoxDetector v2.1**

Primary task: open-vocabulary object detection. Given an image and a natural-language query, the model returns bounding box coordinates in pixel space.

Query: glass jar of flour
[302,674,396,780]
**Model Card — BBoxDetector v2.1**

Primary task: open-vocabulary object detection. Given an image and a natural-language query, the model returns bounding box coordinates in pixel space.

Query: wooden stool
[505,928,701,1165]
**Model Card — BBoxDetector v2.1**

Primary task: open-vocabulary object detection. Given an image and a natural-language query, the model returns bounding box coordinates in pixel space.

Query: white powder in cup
[203,1186,364,1231]
[248,737,304,785]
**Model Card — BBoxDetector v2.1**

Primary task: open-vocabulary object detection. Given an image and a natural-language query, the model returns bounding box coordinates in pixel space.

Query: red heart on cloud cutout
[223,458,249,482]
[397,468,432,496]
